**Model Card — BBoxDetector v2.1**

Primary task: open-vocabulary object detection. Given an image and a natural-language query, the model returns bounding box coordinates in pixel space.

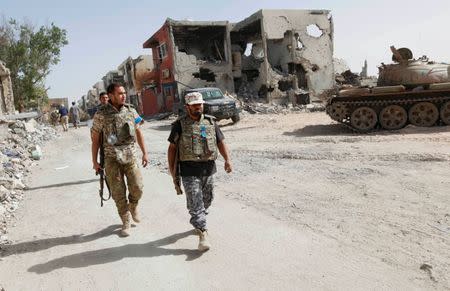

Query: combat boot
[120,211,131,237]
[196,229,211,251]
[128,203,140,223]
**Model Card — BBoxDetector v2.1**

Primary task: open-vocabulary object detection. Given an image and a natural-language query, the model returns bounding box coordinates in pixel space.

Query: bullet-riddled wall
[143,9,335,112]
[169,19,234,96]
[232,9,334,102]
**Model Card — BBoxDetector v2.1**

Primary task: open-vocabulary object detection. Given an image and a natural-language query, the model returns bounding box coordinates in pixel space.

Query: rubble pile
[335,69,378,89]
[242,101,324,115]
[0,118,58,245]
[237,82,259,101]
[335,70,360,86]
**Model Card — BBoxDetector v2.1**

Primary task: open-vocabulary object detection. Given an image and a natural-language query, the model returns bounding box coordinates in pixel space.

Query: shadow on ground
[1,225,121,257]
[27,230,202,274]
[284,123,450,137]
[149,124,172,131]
[25,178,98,191]
[284,124,355,137]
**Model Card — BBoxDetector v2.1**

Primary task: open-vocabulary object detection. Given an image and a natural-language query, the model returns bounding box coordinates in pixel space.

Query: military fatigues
[50,110,60,126]
[168,114,224,231]
[92,103,143,216]
[182,176,214,230]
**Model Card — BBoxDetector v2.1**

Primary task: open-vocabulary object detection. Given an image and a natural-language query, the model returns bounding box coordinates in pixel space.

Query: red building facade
[142,22,178,116]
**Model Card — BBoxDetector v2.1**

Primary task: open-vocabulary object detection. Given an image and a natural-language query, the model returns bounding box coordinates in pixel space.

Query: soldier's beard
[188,107,202,117]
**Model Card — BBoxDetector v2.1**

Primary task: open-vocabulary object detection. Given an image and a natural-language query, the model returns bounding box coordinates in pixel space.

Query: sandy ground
[0,111,449,290]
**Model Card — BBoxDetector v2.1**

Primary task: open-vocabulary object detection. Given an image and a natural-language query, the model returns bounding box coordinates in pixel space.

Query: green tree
[0,18,68,109]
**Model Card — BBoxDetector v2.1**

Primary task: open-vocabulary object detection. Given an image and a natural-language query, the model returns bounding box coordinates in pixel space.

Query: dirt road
[0,112,448,290]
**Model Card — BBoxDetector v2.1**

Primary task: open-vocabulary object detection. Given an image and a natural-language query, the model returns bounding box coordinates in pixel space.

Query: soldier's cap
[185,92,204,105]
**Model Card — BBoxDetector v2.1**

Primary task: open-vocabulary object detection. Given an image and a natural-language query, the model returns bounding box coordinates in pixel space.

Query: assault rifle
[172,135,183,195]
[97,133,111,206]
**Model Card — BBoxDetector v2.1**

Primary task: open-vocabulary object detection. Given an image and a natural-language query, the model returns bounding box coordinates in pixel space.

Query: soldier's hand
[93,161,102,173]
[224,160,232,173]
[142,153,149,168]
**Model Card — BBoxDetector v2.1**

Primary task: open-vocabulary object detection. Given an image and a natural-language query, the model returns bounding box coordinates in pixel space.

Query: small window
[163,86,173,97]
[158,43,167,59]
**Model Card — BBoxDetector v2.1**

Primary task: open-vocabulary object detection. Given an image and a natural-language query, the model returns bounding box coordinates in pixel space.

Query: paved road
[0,125,419,290]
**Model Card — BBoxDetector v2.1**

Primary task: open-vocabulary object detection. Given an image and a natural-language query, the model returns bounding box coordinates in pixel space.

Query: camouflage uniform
[91,103,143,217]
[182,175,214,230]
[50,110,60,126]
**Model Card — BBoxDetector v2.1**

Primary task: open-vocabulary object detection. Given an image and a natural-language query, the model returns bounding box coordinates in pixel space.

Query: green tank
[326,46,450,132]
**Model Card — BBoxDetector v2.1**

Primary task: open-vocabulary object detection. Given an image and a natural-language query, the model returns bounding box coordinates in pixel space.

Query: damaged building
[231,9,334,103]
[140,9,334,115]
[84,55,153,114]
[142,18,234,115]
[0,61,15,115]
[117,55,153,112]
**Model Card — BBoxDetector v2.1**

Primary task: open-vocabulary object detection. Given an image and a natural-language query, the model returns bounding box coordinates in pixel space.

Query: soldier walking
[167,92,232,251]
[91,83,149,237]
[58,104,69,131]
[50,109,60,127]
[70,101,80,128]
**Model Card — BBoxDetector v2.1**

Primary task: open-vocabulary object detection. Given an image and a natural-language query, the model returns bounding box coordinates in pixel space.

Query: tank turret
[378,46,450,87]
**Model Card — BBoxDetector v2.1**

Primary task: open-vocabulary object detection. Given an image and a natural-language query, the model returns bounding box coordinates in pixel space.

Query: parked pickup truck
[176,87,241,123]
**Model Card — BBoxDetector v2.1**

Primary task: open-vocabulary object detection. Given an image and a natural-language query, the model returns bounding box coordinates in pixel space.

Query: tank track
[326,94,450,133]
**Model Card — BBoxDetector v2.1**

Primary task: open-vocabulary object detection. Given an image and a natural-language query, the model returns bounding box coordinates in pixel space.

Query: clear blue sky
[2,0,450,102]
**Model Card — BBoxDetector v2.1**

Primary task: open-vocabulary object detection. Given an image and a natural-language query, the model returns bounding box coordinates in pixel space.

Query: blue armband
[135,116,143,124]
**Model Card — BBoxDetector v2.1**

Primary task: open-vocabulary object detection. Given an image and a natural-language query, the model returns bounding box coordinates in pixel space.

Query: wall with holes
[261,10,334,100]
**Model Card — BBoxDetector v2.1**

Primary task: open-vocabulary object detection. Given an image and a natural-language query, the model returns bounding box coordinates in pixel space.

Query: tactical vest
[179,114,218,162]
[99,103,136,146]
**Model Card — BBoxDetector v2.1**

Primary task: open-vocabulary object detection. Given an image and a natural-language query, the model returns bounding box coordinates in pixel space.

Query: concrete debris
[0,185,8,202]
[24,119,37,133]
[30,145,42,160]
[336,70,359,86]
[2,111,40,121]
[0,118,58,245]
[242,101,324,115]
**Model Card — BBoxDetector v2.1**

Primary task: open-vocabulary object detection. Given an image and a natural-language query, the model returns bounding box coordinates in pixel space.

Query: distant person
[90,92,109,118]
[50,109,60,127]
[58,104,69,131]
[70,101,80,128]
[91,83,149,237]
[99,92,109,105]
[167,92,232,251]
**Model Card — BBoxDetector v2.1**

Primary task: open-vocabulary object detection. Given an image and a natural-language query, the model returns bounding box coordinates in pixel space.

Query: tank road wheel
[440,101,450,125]
[350,106,378,132]
[408,102,439,127]
[379,105,408,130]
[328,102,348,121]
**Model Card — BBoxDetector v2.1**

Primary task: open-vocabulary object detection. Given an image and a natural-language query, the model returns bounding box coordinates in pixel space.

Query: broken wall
[231,15,269,100]
[0,61,15,115]
[261,10,334,101]
[171,22,234,96]
[134,55,153,77]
